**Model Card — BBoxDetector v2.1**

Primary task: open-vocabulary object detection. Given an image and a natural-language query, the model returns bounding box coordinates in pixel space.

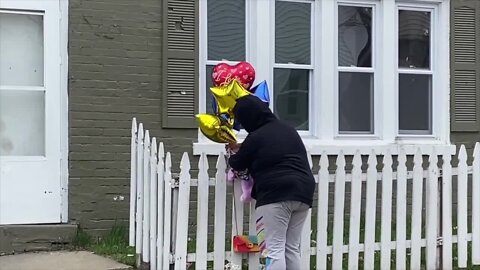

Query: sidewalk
[0,251,133,270]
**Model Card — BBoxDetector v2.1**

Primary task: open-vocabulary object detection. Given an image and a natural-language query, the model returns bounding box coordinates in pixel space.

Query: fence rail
[129,118,480,270]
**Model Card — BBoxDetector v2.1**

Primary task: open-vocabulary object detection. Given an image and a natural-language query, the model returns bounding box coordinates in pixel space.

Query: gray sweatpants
[256,201,310,270]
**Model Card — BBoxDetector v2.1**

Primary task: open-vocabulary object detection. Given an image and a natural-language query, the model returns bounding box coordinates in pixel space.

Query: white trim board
[59,0,69,223]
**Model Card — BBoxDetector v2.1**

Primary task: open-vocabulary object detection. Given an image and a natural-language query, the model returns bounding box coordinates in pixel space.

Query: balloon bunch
[196,61,270,144]
[196,61,270,203]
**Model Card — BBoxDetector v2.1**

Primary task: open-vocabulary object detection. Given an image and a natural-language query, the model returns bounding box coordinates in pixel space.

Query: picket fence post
[163,153,173,270]
[410,148,423,269]
[457,145,468,268]
[472,142,480,264]
[150,138,158,270]
[348,151,362,270]
[174,153,191,270]
[426,149,439,269]
[364,150,377,269]
[129,118,137,247]
[381,151,393,270]
[214,154,227,270]
[196,153,209,270]
[316,152,329,270]
[143,131,151,263]
[442,150,453,270]
[396,148,407,270]
[300,153,314,268]
[157,143,165,270]
[135,124,144,261]
[332,152,346,268]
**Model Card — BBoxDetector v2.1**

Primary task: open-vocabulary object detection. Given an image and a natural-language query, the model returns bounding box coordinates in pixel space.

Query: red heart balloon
[211,61,256,90]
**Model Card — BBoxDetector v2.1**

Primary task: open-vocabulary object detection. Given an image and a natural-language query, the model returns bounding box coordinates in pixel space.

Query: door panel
[0,160,60,224]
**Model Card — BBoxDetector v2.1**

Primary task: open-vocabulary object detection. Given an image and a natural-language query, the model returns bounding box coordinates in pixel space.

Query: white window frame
[194,0,452,155]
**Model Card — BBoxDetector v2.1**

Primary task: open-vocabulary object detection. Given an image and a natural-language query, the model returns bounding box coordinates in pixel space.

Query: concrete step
[0,251,133,270]
[0,224,77,255]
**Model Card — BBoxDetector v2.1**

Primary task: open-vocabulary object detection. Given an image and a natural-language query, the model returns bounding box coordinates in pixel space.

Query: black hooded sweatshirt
[228,95,315,208]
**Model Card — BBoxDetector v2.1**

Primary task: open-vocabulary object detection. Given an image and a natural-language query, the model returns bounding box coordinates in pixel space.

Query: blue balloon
[211,95,218,113]
[219,113,229,123]
[251,80,270,104]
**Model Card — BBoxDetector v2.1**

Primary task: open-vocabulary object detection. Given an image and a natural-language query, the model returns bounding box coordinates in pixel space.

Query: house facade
[0,0,479,248]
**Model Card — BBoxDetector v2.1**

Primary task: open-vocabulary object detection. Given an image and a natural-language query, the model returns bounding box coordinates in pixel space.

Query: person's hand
[226,142,241,154]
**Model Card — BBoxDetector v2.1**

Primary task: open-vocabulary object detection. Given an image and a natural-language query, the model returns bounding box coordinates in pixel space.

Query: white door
[0,1,63,224]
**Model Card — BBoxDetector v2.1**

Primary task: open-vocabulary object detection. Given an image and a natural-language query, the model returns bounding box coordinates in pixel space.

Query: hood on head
[233,95,276,132]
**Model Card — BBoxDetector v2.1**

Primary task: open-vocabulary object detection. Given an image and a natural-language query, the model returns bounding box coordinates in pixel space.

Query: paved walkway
[0,251,132,270]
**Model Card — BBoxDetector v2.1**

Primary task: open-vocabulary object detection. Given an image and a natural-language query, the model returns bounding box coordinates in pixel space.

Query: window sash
[335,2,378,137]
[396,5,435,135]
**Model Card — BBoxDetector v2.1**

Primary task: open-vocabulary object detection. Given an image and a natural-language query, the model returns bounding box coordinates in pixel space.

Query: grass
[71,225,136,267]
[73,215,476,269]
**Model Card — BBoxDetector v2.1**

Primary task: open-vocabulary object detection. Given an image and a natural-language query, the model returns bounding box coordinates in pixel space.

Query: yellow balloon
[223,115,235,129]
[196,114,237,144]
[210,79,251,115]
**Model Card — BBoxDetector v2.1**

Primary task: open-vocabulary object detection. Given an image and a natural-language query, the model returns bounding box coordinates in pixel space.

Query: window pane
[275,1,311,64]
[399,74,432,133]
[205,65,215,114]
[339,72,373,133]
[274,69,309,130]
[0,13,44,86]
[398,10,431,69]
[338,6,372,67]
[207,0,245,61]
[0,90,45,156]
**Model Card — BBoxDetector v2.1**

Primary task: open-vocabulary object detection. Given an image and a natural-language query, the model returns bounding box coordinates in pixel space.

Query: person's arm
[228,136,256,171]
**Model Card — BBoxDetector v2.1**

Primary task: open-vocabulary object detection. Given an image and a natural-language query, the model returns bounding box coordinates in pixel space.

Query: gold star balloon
[196,114,237,144]
[210,79,251,115]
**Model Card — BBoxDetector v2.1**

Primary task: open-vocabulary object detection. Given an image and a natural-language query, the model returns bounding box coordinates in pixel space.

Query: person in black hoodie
[228,95,315,270]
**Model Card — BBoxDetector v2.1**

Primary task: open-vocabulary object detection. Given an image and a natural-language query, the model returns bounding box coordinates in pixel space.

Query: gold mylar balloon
[196,114,237,144]
[223,115,235,129]
[210,79,251,115]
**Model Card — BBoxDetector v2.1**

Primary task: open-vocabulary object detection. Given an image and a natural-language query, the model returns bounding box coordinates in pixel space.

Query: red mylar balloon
[211,61,255,90]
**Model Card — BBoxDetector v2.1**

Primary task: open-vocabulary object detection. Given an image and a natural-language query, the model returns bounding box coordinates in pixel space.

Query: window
[398,9,433,134]
[197,0,450,150]
[337,4,374,134]
[0,12,45,156]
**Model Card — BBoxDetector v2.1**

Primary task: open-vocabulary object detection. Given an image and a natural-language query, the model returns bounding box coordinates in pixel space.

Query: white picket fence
[129,118,480,270]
